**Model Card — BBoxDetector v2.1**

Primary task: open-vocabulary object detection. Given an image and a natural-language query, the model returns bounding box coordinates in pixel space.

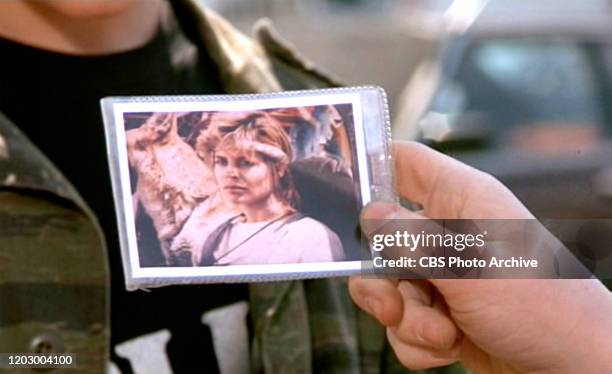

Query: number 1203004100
[2,354,75,368]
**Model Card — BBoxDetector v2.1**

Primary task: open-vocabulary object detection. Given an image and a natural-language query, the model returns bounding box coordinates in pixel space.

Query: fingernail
[428,341,461,360]
[430,348,460,361]
[417,322,447,349]
[419,322,460,352]
[365,297,383,320]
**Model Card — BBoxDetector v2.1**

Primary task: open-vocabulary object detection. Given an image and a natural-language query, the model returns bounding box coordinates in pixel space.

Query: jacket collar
[169,0,282,94]
[169,0,341,93]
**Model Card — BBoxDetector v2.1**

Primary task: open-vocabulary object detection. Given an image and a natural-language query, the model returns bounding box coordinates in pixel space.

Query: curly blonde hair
[215,112,300,208]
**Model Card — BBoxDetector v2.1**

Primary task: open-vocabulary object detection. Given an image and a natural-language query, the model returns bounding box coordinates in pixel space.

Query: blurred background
[199,0,612,220]
[199,0,444,105]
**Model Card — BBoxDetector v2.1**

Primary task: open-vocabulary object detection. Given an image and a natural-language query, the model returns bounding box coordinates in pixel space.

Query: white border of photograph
[109,91,371,282]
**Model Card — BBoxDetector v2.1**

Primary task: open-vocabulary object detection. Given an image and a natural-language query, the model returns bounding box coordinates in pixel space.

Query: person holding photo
[0,1,368,372]
[198,112,345,265]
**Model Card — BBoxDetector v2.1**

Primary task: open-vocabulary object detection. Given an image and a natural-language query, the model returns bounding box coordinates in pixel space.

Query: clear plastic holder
[101,86,395,290]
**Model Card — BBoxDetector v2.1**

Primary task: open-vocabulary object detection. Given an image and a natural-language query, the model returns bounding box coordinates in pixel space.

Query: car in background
[397,1,612,218]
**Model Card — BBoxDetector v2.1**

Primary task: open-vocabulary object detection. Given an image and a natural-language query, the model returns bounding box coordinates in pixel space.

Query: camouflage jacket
[0,1,465,373]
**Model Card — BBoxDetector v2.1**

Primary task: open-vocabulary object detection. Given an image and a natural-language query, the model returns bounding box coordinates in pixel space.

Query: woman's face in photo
[214,148,274,207]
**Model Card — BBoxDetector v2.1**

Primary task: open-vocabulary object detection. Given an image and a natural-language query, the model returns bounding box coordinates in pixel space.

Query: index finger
[349,277,403,326]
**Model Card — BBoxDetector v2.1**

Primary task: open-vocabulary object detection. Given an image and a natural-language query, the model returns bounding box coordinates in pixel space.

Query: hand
[350,141,612,374]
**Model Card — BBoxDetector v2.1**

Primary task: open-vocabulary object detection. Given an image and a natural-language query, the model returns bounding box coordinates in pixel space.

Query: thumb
[360,201,425,238]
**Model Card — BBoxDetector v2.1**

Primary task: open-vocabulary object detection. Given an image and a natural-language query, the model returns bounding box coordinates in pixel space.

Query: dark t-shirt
[0,23,249,374]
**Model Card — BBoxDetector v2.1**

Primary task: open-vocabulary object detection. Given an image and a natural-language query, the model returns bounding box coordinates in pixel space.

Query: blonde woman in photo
[198,112,345,266]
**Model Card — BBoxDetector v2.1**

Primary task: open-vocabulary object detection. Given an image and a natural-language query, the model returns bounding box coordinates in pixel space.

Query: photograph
[105,91,376,281]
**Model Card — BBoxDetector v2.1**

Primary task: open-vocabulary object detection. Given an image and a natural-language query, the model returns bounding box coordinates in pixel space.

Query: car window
[422,38,607,151]
[472,39,601,124]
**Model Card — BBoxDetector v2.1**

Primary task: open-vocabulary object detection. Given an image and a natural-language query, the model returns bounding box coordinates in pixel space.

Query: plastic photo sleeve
[100,87,394,290]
